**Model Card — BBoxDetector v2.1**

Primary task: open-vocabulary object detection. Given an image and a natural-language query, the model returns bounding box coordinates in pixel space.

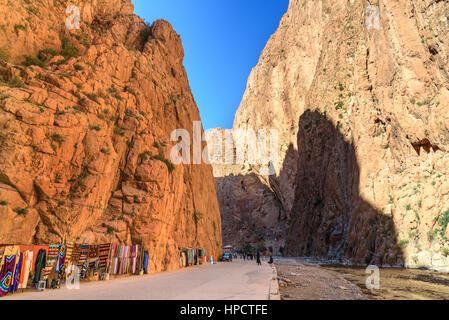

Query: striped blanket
[131,245,138,274]
[65,241,74,265]
[99,244,111,271]
[109,245,133,275]
[77,245,89,267]
[41,245,59,281]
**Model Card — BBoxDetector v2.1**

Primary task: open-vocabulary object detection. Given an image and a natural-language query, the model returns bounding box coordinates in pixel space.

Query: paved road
[3,260,275,300]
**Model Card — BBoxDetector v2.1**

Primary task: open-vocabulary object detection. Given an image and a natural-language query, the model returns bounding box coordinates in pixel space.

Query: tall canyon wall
[0,0,222,272]
[213,0,449,269]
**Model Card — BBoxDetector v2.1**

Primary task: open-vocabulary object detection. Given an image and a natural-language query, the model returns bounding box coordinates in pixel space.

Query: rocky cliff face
[0,0,222,272]
[215,0,449,269]
[207,128,287,253]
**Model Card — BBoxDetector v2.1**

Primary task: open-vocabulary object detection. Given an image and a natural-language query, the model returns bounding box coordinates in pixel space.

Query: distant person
[256,252,261,266]
[268,256,273,264]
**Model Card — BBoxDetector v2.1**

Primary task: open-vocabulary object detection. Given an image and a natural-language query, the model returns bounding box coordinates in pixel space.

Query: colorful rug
[65,241,74,265]
[143,251,149,274]
[131,245,138,274]
[10,252,23,293]
[33,249,46,284]
[41,244,59,281]
[99,244,111,271]
[19,250,33,289]
[77,245,89,267]
[56,244,67,279]
[56,244,66,273]
[88,245,99,259]
[0,255,16,297]
[71,244,81,267]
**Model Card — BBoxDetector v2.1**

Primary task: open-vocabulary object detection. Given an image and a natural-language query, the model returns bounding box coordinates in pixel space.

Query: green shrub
[125,86,136,95]
[0,48,10,62]
[72,105,81,114]
[193,210,203,226]
[61,37,78,59]
[39,48,57,58]
[74,64,84,71]
[25,6,39,15]
[13,208,28,216]
[153,141,164,155]
[417,100,431,106]
[437,209,449,239]
[14,24,27,35]
[0,200,8,206]
[139,151,152,160]
[83,92,98,102]
[22,55,44,67]
[151,154,175,173]
[442,248,449,257]
[398,239,409,248]
[89,125,101,131]
[334,101,344,110]
[114,126,125,136]
[108,86,117,94]
[50,133,65,143]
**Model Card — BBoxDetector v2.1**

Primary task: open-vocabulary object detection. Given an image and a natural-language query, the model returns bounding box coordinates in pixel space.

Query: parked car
[219,253,233,262]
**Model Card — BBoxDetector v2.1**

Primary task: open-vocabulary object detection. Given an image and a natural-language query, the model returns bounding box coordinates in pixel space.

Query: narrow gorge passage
[0,0,448,304]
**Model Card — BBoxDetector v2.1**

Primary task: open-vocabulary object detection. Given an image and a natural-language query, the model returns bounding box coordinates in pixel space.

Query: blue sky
[132,0,289,130]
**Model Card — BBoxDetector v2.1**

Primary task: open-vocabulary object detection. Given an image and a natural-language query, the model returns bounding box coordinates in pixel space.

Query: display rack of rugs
[0,242,216,297]
[0,243,138,296]
[177,247,216,269]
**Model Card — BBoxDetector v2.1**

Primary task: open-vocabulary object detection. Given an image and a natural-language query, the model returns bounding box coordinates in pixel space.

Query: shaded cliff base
[285,111,449,270]
[216,110,449,270]
[215,172,287,254]
[285,111,403,267]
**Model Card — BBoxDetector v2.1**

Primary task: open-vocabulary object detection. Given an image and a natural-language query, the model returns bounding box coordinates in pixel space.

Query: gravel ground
[275,257,449,300]
[275,258,367,300]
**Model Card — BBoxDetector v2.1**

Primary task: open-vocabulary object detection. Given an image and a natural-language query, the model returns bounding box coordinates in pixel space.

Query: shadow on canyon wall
[284,110,403,266]
[215,172,287,252]
[215,111,403,265]
[215,109,404,265]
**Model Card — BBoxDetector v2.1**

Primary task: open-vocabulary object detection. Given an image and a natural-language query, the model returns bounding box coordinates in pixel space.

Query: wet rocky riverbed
[275,258,449,300]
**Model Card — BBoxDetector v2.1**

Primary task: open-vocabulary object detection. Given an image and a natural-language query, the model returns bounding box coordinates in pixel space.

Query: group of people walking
[239,252,274,265]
